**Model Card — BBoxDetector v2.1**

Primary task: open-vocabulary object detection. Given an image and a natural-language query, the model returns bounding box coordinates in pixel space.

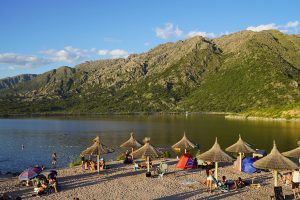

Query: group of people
[81,156,106,171]
[203,169,247,192]
[281,169,300,199]
[123,150,133,164]
[33,170,59,196]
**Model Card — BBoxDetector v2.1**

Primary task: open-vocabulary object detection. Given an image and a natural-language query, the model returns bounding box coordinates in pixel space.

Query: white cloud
[144,42,150,46]
[0,53,50,70]
[285,21,299,28]
[98,49,129,58]
[41,46,84,63]
[98,50,109,56]
[0,46,131,72]
[246,23,278,32]
[155,23,183,39]
[186,31,216,38]
[246,21,299,33]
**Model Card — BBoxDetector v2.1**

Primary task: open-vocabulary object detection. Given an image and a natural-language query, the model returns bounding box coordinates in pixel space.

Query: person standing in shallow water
[52,152,57,169]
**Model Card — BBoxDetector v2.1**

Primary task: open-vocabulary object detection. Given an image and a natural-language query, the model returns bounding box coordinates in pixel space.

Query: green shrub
[69,157,81,168]
[162,151,171,158]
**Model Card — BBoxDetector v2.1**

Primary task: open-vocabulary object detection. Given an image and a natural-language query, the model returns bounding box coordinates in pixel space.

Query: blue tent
[242,157,256,174]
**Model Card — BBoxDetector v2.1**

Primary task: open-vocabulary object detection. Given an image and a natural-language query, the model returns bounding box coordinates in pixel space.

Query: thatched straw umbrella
[253,141,298,186]
[225,134,255,171]
[132,137,160,173]
[282,144,300,164]
[172,132,196,153]
[81,136,114,173]
[120,132,142,160]
[197,138,233,179]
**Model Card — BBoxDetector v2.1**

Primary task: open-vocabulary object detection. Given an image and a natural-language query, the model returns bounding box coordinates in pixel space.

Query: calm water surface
[0,114,299,172]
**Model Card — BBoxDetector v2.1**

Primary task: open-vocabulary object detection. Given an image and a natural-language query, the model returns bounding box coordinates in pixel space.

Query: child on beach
[203,169,214,193]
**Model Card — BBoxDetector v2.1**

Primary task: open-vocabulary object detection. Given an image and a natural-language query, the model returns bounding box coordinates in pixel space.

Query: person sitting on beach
[91,161,97,170]
[222,176,236,190]
[133,162,141,171]
[84,160,90,170]
[26,180,31,187]
[35,181,48,196]
[235,177,246,189]
[281,172,292,185]
[99,158,105,170]
[48,177,58,193]
[123,151,133,164]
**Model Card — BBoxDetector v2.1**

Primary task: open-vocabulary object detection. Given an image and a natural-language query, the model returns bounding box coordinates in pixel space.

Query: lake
[0,114,299,172]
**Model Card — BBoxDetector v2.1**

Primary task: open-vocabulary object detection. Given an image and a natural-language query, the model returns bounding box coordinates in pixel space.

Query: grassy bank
[225,102,300,121]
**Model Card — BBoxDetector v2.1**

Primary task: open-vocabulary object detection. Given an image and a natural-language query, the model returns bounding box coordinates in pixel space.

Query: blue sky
[0,0,299,79]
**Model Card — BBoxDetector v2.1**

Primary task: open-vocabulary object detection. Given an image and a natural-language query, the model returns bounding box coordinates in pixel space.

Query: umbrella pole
[274,170,278,187]
[147,156,150,173]
[97,154,100,173]
[132,147,134,161]
[239,152,242,172]
[185,149,187,154]
[215,162,218,180]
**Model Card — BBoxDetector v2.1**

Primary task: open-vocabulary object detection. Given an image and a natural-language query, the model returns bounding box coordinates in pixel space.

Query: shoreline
[0,159,296,200]
[225,114,300,122]
[2,111,299,122]
[0,111,231,118]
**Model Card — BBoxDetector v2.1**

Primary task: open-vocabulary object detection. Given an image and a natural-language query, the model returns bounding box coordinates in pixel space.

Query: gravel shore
[0,159,296,200]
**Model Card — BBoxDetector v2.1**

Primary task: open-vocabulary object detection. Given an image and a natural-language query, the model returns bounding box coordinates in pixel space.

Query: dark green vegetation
[1,30,300,117]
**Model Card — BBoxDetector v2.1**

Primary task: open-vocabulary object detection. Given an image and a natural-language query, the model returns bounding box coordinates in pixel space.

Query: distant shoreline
[0,111,231,118]
[225,114,300,122]
[1,111,299,121]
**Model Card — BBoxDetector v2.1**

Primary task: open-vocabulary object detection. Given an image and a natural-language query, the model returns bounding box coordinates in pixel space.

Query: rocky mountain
[0,74,37,90]
[1,30,300,115]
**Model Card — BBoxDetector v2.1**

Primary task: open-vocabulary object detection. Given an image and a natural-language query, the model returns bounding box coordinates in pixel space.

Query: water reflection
[0,114,299,172]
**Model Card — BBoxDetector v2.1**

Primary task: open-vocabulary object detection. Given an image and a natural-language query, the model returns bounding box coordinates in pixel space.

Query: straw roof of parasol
[120,132,142,149]
[282,145,300,158]
[253,141,298,170]
[132,137,160,158]
[172,132,196,150]
[81,136,114,156]
[225,134,255,153]
[297,141,300,146]
[197,138,233,162]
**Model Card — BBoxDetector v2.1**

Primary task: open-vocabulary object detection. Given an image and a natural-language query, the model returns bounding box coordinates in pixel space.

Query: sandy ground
[0,159,296,200]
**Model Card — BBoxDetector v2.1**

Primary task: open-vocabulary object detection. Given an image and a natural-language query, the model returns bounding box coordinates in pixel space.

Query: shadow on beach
[155,189,246,200]
[59,164,146,191]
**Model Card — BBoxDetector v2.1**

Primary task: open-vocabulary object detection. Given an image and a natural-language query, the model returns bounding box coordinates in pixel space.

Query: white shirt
[293,171,300,183]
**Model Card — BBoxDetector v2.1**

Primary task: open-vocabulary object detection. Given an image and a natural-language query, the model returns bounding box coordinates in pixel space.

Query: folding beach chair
[157,163,168,178]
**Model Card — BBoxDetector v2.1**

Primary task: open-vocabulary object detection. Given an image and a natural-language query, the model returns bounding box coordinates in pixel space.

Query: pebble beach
[0,159,296,200]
